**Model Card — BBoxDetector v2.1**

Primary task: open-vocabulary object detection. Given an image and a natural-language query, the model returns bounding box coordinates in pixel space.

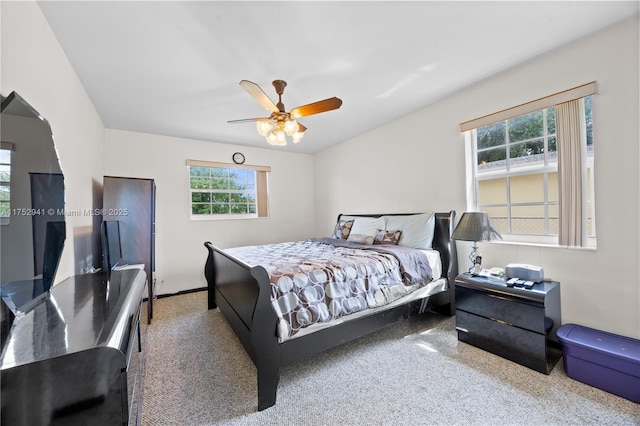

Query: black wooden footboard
[203,210,458,411]
[204,242,280,409]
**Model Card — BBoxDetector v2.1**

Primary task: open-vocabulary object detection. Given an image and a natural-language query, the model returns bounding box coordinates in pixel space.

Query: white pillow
[383,213,435,249]
[350,217,386,238]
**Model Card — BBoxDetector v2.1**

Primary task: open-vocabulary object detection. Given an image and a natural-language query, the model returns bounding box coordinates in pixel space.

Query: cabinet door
[103,176,155,322]
[456,310,550,373]
[456,286,547,334]
[103,178,152,268]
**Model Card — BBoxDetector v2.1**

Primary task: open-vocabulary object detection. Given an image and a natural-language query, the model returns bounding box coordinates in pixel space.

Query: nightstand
[455,272,562,374]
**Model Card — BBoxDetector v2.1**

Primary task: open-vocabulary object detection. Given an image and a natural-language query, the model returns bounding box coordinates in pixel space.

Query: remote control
[506,278,519,287]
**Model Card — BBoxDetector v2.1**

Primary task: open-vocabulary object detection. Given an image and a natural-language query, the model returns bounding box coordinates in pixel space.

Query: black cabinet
[455,273,561,374]
[1,269,147,425]
[103,176,156,323]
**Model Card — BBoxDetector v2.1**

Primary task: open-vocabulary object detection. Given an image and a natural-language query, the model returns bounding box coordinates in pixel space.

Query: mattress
[421,249,442,280]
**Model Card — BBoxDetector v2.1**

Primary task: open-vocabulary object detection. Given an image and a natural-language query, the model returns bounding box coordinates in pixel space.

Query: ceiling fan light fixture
[266,129,287,146]
[283,119,299,135]
[292,131,304,144]
[261,119,304,146]
[256,119,272,137]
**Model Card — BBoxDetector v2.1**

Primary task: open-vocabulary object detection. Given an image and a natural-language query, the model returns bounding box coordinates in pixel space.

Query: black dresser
[455,272,561,374]
[1,268,147,425]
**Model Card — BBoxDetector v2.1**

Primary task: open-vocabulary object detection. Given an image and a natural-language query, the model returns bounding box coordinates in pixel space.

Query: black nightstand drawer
[456,310,550,373]
[456,286,547,334]
[454,273,561,374]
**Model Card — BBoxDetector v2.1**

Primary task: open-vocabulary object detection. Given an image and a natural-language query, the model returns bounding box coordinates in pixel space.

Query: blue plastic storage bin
[557,323,640,403]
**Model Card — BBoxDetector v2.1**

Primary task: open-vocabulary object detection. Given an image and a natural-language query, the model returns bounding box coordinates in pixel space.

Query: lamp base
[468,243,481,274]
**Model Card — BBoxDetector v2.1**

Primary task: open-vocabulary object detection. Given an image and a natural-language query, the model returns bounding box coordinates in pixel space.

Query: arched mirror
[0,92,65,315]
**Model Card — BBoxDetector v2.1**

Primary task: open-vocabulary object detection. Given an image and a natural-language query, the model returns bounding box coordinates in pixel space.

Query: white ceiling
[37,1,639,154]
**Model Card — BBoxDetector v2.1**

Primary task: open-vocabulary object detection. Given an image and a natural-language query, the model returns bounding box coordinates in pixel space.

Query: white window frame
[461,84,597,248]
[0,142,13,225]
[465,126,560,246]
[187,159,270,221]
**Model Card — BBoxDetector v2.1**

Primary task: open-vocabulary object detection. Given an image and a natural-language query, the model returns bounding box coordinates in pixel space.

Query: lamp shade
[451,212,502,242]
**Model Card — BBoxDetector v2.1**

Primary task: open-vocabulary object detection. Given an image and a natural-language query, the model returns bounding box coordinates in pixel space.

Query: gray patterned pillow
[331,220,354,239]
[374,229,402,245]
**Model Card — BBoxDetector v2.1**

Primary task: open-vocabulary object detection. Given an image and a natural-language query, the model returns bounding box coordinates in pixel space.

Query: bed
[203,211,458,410]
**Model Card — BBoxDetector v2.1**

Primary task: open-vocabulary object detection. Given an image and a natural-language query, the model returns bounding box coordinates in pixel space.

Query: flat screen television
[101,220,123,271]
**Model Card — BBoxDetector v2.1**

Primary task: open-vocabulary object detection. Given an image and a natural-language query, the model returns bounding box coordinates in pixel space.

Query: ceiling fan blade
[297,123,307,132]
[289,97,343,119]
[239,80,279,113]
[227,117,268,124]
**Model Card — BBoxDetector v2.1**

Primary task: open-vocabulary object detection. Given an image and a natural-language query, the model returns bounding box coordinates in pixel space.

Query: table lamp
[452,212,502,272]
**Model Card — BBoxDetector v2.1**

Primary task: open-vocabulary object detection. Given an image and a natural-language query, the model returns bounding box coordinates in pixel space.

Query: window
[0,142,12,225]
[461,83,596,247]
[187,159,270,219]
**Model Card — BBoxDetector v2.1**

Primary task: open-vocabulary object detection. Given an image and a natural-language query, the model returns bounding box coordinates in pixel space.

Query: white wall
[314,17,640,339]
[104,129,316,295]
[1,1,106,283]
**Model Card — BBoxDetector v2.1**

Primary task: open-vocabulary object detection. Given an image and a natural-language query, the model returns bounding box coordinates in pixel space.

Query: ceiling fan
[228,79,343,146]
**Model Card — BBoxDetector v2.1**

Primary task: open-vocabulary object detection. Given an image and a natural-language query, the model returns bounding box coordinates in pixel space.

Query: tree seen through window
[190,166,257,216]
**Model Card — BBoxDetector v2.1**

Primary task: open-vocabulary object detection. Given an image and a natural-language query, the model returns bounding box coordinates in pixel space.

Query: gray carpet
[140,291,639,425]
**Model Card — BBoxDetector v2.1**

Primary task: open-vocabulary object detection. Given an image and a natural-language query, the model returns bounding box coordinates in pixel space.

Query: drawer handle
[455,327,469,333]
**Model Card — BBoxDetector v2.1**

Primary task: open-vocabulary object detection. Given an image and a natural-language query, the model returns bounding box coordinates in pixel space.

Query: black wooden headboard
[336,211,458,290]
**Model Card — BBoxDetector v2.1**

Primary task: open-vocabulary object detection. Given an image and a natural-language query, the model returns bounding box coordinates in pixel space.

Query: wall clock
[232,152,245,164]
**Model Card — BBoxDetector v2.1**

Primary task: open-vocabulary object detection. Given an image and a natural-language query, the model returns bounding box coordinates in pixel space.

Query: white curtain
[256,170,269,217]
[556,99,586,246]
